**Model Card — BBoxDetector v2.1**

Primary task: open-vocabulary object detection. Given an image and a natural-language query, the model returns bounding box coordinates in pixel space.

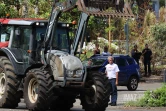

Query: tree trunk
[34,0,39,15]
[22,1,28,18]
[34,5,39,15]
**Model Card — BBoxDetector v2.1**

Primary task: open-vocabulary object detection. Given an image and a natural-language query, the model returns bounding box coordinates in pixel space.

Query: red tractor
[0,18,46,48]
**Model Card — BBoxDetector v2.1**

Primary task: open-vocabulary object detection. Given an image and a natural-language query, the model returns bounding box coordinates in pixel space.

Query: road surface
[0,82,166,111]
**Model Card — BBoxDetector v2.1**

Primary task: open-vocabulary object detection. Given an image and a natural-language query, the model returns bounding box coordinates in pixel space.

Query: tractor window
[0,26,11,42]
[52,28,70,52]
[12,26,32,50]
[36,27,47,42]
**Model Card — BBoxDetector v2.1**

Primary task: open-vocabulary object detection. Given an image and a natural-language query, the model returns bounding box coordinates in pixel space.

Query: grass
[124,84,166,107]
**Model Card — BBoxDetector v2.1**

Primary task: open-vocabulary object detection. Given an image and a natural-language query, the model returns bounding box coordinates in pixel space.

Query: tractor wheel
[80,72,111,111]
[50,96,76,110]
[0,56,22,108]
[24,69,53,111]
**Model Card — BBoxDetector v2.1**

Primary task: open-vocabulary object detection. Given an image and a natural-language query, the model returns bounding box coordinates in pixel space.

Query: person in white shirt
[105,56,119,106]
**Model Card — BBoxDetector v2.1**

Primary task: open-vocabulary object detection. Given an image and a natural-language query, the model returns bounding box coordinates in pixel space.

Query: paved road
[0,82,166,111]
[117,82,163,104]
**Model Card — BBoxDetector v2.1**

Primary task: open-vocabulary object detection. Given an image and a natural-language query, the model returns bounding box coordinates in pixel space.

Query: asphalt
[0,75,165,111]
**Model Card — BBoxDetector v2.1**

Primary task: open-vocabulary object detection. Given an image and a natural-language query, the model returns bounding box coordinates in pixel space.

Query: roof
[0,18,48,25]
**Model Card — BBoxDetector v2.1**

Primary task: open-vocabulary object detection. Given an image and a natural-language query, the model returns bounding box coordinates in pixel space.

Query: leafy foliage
[160,0,165,7]
[149,23,166,67]
[28,1,51,18]
[125,84,166,107]
[151,23,166,42]
[0,3,19,18]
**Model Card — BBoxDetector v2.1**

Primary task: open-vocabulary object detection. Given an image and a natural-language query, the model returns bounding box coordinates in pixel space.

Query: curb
[107,105,166,110]
[140,79,163,83]
[140,79,146,82]
[140,76,163,83]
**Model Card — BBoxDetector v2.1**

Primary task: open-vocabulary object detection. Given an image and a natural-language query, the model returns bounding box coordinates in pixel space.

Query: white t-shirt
[105,63,120,79]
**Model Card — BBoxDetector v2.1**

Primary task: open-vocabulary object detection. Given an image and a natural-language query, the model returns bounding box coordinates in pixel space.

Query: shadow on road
[118,89,147,91]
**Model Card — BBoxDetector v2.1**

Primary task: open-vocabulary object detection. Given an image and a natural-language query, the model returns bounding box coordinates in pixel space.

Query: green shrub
[125,84,166,107]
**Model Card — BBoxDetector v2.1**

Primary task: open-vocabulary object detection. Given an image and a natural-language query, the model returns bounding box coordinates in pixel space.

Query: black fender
[0,48,28,75]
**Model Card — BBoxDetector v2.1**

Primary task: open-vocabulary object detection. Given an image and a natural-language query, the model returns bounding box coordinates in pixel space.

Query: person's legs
[147,61,151,76]
[109,79,117,105]
[144,61,147,76]
[116,5,119,12]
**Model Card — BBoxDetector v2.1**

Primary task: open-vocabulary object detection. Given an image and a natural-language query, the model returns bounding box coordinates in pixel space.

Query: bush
[125,84,166,107]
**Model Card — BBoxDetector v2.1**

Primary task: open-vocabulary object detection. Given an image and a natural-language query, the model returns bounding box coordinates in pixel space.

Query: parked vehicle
[83,54,140,91]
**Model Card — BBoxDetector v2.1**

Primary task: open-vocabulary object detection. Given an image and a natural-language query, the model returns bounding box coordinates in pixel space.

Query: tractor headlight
[66,70,84,78]
[66,70,74,77]
[74,70,84,78]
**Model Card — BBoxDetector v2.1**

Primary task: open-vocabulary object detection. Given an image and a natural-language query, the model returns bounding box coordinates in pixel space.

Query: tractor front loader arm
[42,0,134,64]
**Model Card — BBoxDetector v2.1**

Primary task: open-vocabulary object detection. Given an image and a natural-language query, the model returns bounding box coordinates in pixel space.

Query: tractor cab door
[10,26,32,68]
[10,24,48,64]
[12,26,31,50]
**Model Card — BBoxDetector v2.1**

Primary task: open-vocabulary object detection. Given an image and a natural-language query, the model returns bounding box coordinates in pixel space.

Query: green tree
[160,0,165,7]
[151,23,166,44]
[0,3,19,18]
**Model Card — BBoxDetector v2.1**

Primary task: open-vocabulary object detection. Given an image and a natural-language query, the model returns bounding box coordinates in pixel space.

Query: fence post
[163,69,166,82]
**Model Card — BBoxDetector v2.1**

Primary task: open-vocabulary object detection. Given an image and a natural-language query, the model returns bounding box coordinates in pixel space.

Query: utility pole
[124,20,129,55]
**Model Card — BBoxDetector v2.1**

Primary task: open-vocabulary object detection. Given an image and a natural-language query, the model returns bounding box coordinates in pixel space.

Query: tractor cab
[0,19,73,75]
[10,21,72,63]
[0,19,48,48]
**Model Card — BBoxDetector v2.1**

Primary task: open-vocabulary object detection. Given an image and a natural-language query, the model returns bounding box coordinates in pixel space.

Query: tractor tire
[127,76,138,91]
[0,56,22,108]
[80,72,111,111]
[50,96,76,110]
[24,69,53,111]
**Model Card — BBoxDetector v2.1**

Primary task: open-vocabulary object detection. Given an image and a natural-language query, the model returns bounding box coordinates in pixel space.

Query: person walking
[131,45,141,65]
[105,56,119,106]
[142,44,152,77]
